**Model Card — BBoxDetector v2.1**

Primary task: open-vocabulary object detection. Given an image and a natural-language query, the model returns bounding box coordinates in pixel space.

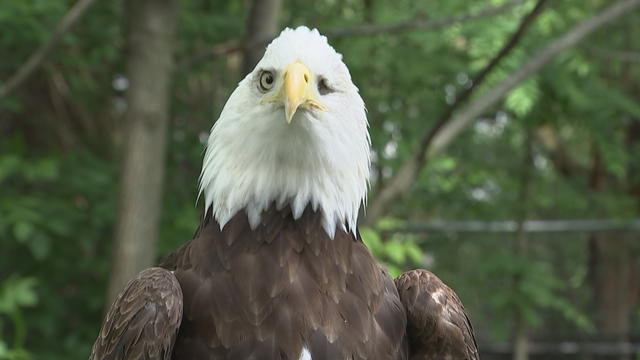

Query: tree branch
[176,39,242,71]
[381,219,640,235]
[584,46,640,63]
[325,0,525,38]
[365,0,549,224]
[429,0,640,154]
[176,0,525,71]
[0,0,98,99]
[365,0,640,225]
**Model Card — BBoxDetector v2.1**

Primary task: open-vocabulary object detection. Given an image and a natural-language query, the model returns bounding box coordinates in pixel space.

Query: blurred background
[1,0,639,359]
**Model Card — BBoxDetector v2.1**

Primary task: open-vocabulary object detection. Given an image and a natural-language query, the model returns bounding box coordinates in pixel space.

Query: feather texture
[90,268,183,360]
[395,270,479,360]
[91,210,480,360]
[160,206,407,360]
[198,27,370,238]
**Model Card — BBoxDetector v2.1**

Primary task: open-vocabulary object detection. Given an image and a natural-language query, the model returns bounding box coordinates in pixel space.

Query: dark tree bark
[620,19,640,328]
[512,130,534,360]
[587,19,639,359]
[242,0,282,75]
[587,149,632,360]
[590,235,632,360]
[106,0,177,305]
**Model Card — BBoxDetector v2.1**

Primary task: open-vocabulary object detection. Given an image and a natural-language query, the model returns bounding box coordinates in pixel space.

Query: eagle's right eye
[259,71,275,91]
[317,77,334,95]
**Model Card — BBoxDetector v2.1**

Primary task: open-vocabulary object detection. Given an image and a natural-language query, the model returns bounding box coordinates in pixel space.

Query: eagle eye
[259,71,275,92]
[317,77,334,95]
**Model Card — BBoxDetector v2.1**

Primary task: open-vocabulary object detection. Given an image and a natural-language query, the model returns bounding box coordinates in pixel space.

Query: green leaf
[0,277,38,314]
[0,155,20,181]
[12,222,33,242]
[505,77,539,118]
[405,244,423,264]
[0,341,8,358]
[360,227,382,256]
[384,240,406,264]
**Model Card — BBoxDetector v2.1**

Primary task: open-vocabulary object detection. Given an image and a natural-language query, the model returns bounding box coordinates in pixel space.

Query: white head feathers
[199,26,370,238]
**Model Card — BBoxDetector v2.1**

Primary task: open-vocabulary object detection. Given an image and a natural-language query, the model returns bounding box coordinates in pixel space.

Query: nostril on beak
[304,74,309,83]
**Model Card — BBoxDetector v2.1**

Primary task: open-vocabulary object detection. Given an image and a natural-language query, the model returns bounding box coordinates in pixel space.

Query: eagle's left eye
[317,77,334,95]
[259,71,275,91]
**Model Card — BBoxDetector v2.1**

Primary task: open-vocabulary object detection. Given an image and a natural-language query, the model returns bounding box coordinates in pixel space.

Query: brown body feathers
[91,206,478,360]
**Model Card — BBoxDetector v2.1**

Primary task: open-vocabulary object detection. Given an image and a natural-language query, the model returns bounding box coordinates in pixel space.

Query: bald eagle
[91,27,479,360]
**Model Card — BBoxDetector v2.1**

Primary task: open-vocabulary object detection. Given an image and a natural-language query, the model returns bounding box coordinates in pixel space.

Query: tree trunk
[512,315,529,360]
[242,0,282,75]
[627,120,640,314]
[591,236,632,360]
[106,0,177,305]
[588,150,632,360]
[512,130,533,360]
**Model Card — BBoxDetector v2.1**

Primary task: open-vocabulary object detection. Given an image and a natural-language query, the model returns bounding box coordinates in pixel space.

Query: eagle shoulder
[394,269,479,360]
[90,267,183,360]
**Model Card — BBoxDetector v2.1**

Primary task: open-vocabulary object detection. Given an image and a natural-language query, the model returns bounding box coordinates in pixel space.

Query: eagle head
[199,26,370,238]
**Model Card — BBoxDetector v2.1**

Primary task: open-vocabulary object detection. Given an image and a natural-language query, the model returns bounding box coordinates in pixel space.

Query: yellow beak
[282,62,326,124]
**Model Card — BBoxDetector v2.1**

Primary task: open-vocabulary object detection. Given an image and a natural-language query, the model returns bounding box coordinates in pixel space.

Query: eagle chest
[170,211,406,359]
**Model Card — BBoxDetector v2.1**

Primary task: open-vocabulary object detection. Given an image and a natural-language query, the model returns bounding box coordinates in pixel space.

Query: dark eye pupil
[259,72,274,91]
[318,78,332,95]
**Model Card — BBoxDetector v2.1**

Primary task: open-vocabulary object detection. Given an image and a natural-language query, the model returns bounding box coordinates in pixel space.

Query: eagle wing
[90,267,183,360]
[394,269,479,360]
